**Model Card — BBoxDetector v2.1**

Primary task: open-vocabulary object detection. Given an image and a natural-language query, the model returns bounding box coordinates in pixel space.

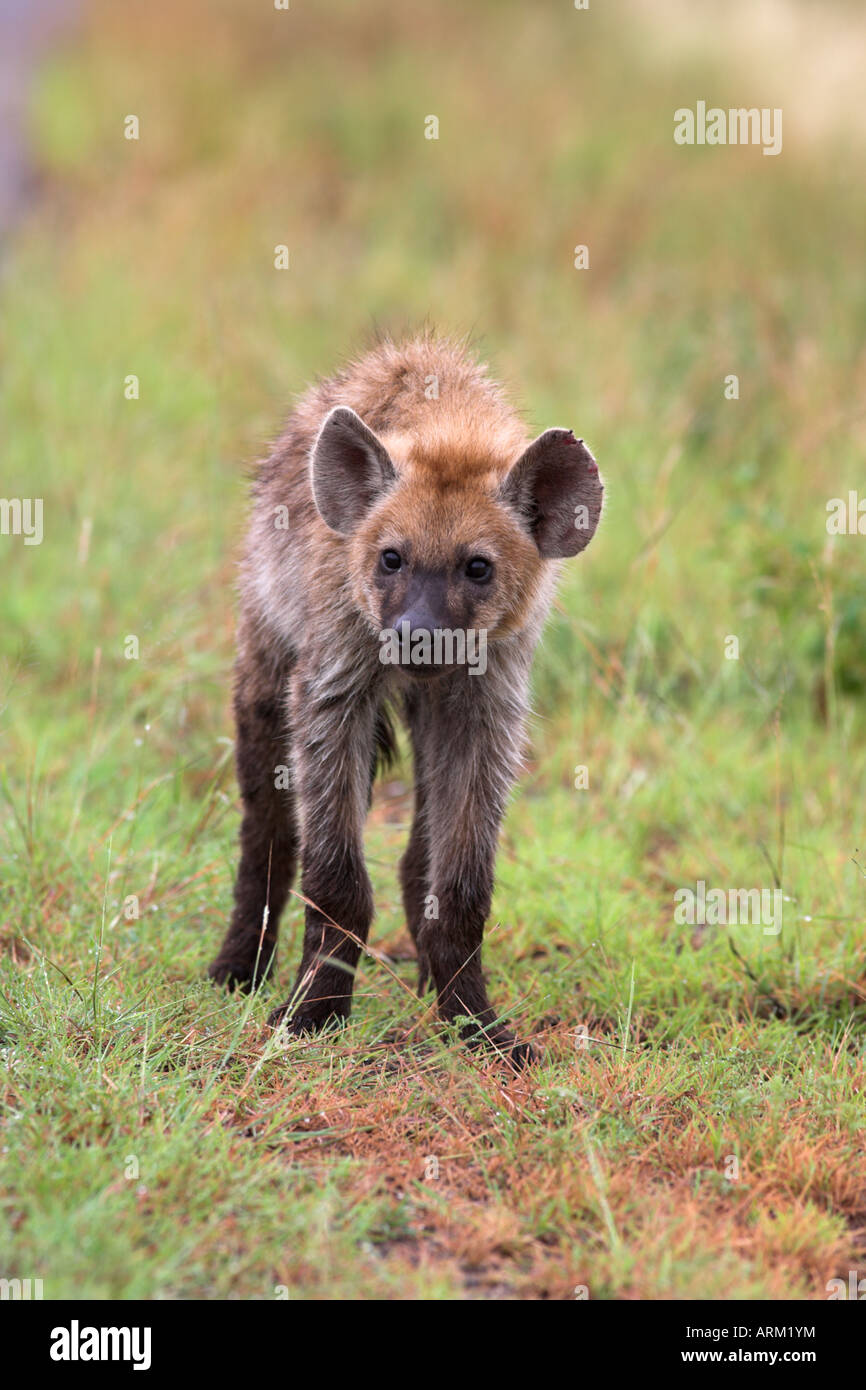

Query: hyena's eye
[465,556,492,583]
[380,549,402,573]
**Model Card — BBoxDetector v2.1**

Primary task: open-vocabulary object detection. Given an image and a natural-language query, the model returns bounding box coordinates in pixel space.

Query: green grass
[1,0,865,1299]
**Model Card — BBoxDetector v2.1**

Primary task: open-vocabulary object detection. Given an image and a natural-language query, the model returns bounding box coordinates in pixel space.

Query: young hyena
[208,334,603,1065]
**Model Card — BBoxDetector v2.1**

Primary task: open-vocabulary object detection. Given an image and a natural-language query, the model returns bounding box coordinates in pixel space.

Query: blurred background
[2,0,865,739]
[0,0,865,1301]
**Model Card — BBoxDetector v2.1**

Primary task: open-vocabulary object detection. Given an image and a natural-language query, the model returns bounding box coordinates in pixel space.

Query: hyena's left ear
[311,406,397,535]
[500,429,603,558]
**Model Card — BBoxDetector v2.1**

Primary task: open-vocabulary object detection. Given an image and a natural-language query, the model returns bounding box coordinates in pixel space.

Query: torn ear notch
[500,427,603,559]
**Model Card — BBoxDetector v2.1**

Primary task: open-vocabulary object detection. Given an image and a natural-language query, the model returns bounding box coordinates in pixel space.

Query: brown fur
[209,332,603,1065]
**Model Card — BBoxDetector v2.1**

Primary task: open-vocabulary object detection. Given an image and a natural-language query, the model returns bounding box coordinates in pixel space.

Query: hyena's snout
[383,572,467,677]
[395,605,456,676]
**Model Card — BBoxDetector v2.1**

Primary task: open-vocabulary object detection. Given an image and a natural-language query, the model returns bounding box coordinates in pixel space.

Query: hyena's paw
[460,1020,538,1070]
[208,952,275,994]
[507,1039,537,1069]
[266,1001,349,1036]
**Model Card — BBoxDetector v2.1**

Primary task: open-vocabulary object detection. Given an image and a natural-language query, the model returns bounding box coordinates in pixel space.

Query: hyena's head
[310,406,603,676]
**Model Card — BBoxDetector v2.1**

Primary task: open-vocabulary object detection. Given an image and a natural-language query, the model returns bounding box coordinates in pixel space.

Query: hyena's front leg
[417,671,534,1066]
[399,693,434,994]
[267,672,378,1035]
[209,632,298,991]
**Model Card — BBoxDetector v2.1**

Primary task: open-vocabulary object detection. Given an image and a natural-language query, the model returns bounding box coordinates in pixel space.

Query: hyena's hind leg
[209,629,299,992]
[399,695,434,995]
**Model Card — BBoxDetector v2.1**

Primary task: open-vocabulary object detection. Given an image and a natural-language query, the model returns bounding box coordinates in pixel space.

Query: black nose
[395,606,440,668]
[396,606,438,640]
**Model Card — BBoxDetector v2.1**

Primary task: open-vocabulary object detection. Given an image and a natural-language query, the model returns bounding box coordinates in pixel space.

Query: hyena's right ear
[310,406,397,535]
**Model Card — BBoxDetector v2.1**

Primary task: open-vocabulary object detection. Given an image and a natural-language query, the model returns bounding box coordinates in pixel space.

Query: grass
[1,0,865,1300]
